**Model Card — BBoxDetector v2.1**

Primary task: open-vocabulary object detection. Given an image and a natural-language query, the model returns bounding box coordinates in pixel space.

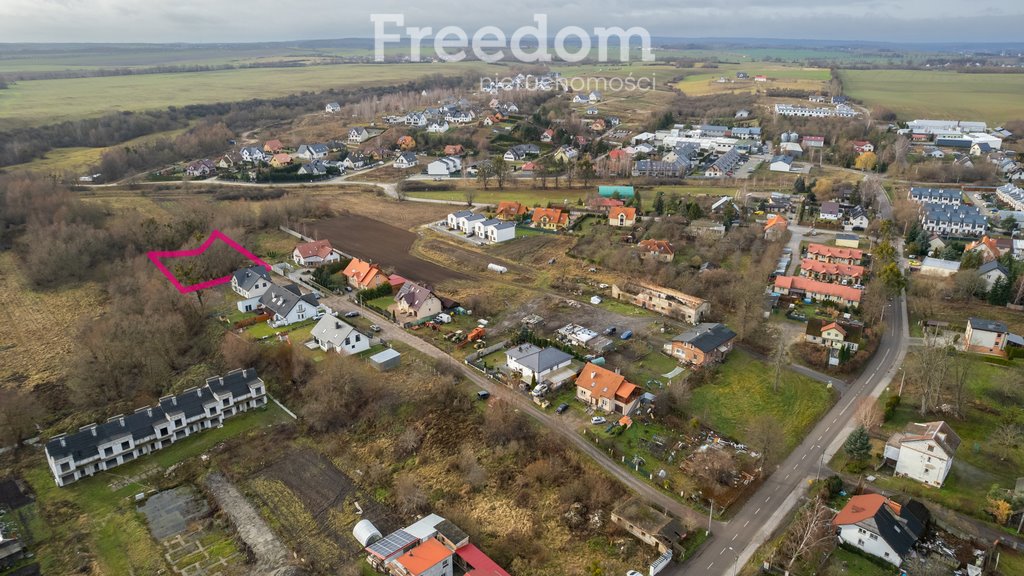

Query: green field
[0,61,493,129]
[839,69,1024,124]
[824,546,898,576]
[690,350,835,451]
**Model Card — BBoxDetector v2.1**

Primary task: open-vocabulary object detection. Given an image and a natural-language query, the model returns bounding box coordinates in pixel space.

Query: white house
[293,239,340,267]
[769,155,793,172]
[819,201,842,221]
[447,210,473,230]
[473,218,516,243]
[259,284,322,328]
[348,128,370,143]
[231,266,272,312]
[884,421,960,488]
[325,102,341,113]
[978,260,1009,291]
[427,157,462,177]
[845,206,870,231]
[311,315,371,355]
[505,344,574,385]
[395,152,418,169]
[45,369,267,487]
[834,494,929,567]
[240,147,266,163]
[459,213,485,234]
[427,121,450,133]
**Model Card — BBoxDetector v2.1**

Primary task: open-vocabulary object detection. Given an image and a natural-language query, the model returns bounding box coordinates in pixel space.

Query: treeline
[0,72,475,169]
[0,174,333,424]
[0,58,369,84]
[98,122,234,181]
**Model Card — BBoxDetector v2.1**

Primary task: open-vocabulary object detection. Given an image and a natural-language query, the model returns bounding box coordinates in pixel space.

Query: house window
[120,441,130,451]
[61,462,71,472]
[883,552,890,558]
[858,539,865,546]
[222,398,230,407]
[869,534,878,540]
[104,446,114,457]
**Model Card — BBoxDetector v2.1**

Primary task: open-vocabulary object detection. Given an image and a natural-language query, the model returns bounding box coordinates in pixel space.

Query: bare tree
[0,389,42,447]
[744,414,786,469]
[464,189,477,206]
[394,473,427,514]
[775,494,837,572]
[770,329,789,393]
[855,397,883,431]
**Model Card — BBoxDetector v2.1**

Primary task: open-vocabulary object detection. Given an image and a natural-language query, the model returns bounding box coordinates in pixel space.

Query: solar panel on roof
[366,530,417,558]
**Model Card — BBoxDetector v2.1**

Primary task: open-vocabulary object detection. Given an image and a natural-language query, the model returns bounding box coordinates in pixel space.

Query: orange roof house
[964,235,1001,262]
[531,207,569,230]
[264,139,285,153]
[270,153,293,168]
[444,144,465,156]
[343,258,389,291]
[637,239,674,262]
[589,196,625,211]
[774,275,862,308]
[806,243,864,265]
[393,538,453,576]
[575,362,641,414]
[495,201,528,221]
[764,214,789,240]
[608,148,631,161]
[799,259,866,283]
[609,206,637,227]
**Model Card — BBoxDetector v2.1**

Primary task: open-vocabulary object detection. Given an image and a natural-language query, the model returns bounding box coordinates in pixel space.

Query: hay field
[839,69,1024,123]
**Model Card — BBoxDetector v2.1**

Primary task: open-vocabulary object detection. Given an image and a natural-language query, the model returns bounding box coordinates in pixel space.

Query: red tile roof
[294,239,334,259]
[764,214,788,231]
[395,539,453,576]
[638,239,674,256]
[800,259,865,278]
[609,206,637,221]
[834,494,893,526]
[532,208,568,227]
[774,276,862,303]
[576,362,638,403]
[820,322,846,336]
[343,258,385,287]
[807,243,863,261]
[457,544,511,576]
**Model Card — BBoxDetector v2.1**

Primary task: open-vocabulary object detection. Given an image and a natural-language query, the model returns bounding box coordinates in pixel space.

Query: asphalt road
[686,167,910,576]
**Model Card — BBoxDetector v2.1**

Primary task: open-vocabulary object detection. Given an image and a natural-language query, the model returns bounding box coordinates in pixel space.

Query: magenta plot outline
[147,230,272,294]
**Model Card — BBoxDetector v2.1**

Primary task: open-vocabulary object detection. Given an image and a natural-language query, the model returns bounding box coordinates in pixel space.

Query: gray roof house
[395,282,443,321]
[504,344,574,385]
[231,265,272,300]
[259,284,321,327]
[311,314,370,355]
[45,368,266,487]
[978,260,1009,291]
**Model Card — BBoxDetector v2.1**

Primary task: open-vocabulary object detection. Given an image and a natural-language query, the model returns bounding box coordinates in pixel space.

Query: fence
[465,340,508,363]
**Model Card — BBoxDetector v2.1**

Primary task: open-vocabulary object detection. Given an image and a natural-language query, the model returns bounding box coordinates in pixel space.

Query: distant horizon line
[2,36,1023,49]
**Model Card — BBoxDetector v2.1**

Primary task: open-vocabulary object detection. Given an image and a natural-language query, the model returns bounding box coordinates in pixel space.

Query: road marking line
[744,520,750,527]
[755,507,761,515]
[785,474,791,480]
[720,548,726,555]
[825,426,830,432]
[801,453,807,460]
[708,563,714,570]
[766,496,771,503]
[817,435,823,441]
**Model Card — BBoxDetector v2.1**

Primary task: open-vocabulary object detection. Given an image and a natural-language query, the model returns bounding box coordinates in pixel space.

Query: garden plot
[139,487,247,576]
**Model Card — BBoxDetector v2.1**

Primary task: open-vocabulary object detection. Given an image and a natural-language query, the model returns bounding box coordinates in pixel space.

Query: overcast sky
[1,0,1022,44]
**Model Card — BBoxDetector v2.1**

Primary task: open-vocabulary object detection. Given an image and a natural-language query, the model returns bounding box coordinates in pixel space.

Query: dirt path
[205,472,297,576]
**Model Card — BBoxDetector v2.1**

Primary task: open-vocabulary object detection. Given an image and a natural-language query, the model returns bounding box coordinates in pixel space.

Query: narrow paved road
[686,161,910,576]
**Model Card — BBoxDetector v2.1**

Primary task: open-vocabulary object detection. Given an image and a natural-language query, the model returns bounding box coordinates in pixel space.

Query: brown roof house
[292,239,340,267]
[395,282,443,322]
[637,239,675,263]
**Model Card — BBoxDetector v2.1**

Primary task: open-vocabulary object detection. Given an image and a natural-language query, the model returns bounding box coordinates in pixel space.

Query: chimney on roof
[147,408,152,417]
[171,397,177,406]
[60,437,66,447]
[91,427,97,437]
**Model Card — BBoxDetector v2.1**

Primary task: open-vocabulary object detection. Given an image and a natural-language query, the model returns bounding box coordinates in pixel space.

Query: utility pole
[707,500,714,536]
[898,368,906,397]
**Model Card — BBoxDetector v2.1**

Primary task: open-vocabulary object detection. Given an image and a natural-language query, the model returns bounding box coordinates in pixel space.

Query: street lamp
[728,546,739,576]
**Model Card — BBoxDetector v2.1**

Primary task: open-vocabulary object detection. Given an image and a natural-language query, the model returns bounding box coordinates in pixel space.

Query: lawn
[839,69,1024,124]
[21,403,291,575]
[866,356,1024,522]
[907,277,1024,337]
[245,317,318,340]
[689,349,836,451]
[823,546,898,576]
[0,61,494,130]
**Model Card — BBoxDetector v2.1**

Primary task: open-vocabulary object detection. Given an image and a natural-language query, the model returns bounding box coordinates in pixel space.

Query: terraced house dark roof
[46,369,262,462]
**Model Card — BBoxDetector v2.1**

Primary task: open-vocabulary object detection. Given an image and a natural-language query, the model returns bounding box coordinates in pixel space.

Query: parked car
[591,416,607,425]
[627,571,644,576]
[369,324,382,332]
[531,384,549,397]
[603,326,617,335]
[477,390,490,400]
[344,286,353,293]
[556,403,569,414]
[344,311,360,318]
[619,330,633,340]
